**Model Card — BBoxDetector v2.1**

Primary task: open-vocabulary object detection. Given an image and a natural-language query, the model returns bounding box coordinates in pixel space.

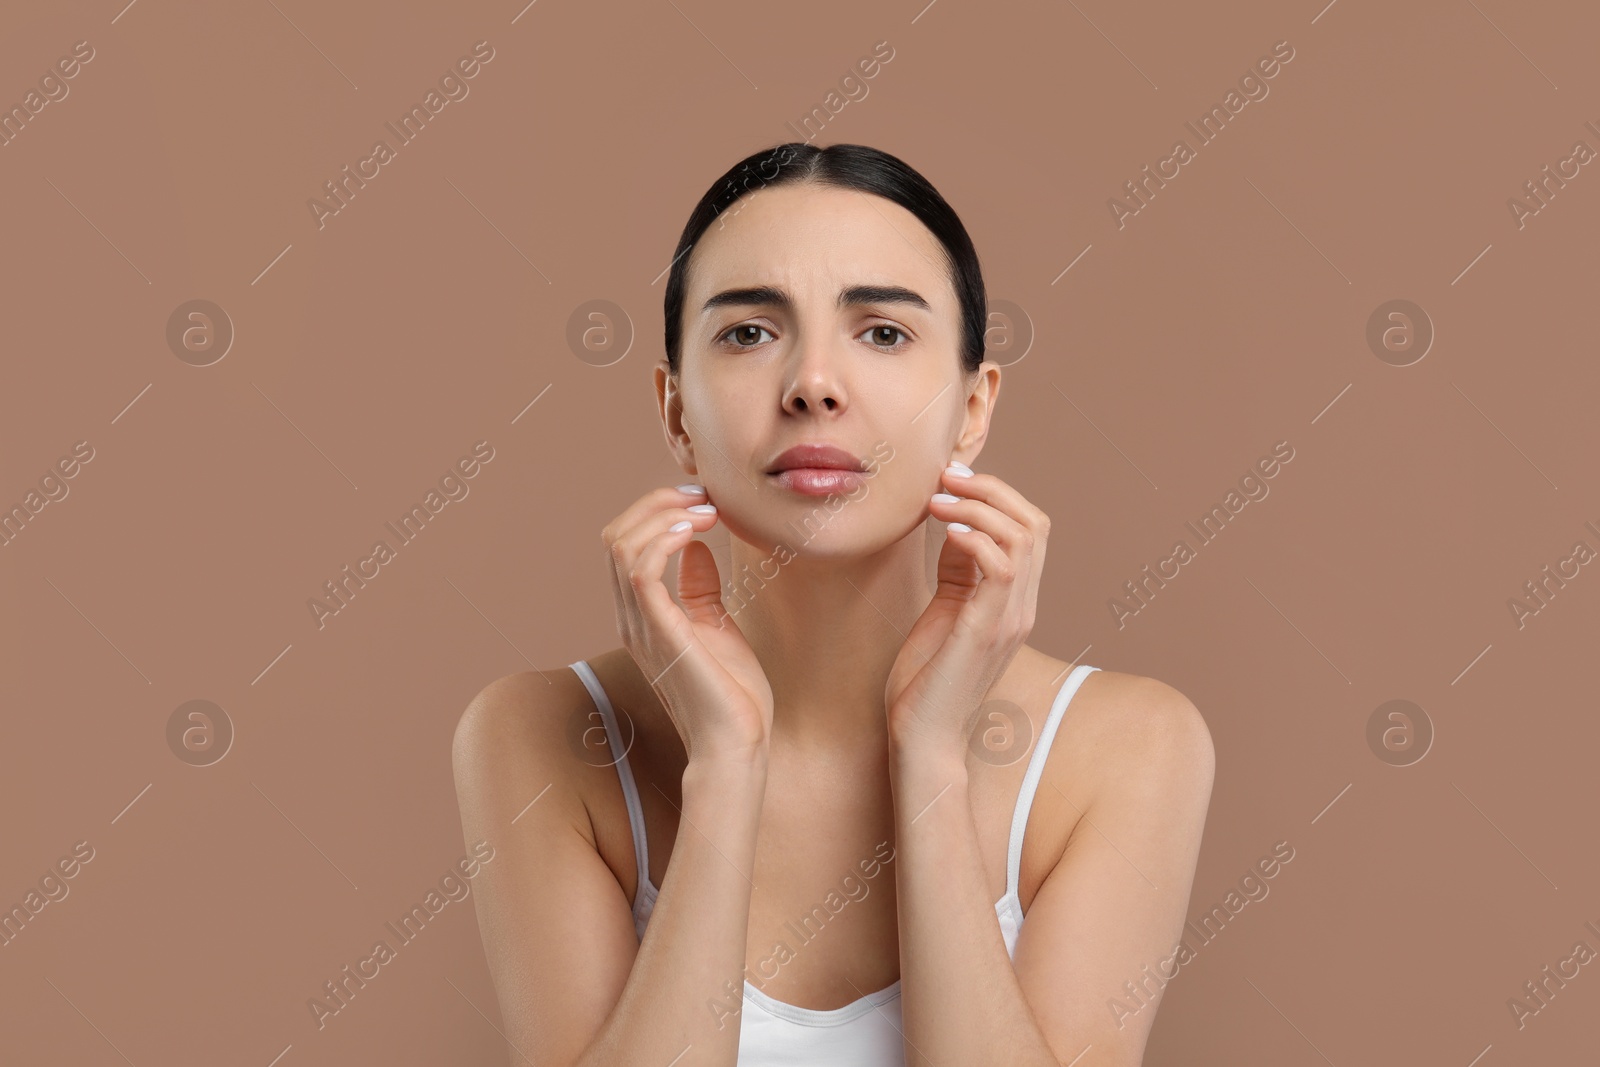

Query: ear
[655,360,699,476]
[951,361,1001,466]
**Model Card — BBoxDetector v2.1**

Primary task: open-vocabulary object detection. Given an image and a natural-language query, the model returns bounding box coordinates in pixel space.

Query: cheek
[679,384,755,469]
[861,459,938,526]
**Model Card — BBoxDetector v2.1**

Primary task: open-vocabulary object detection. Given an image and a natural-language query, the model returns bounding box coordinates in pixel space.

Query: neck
[722,521,935,748]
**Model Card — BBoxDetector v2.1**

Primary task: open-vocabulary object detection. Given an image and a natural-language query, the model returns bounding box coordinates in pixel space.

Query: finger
[932,491,1037,620]
[941,521,1014,592]
[600,484,709,553]
[938,468,1049,622]
[930,491,1030,555]
[628,504,719,639]
[616,498,717,580]
[926,532,1009,692]
[603,490,677,644]
[600,487,708,586]
[940,467,1050,539]
[930,524,983,601]
[677,537,733,629]
[604,489,715,647]
[616,506,718,647]
[941,522,1030,640]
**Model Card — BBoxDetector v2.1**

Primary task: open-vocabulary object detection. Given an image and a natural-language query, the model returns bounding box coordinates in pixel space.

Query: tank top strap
[1004,664,1101,902]
[568,660,651,897]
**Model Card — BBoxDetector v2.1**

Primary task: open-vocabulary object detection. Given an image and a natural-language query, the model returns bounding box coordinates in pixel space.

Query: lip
[770,468,867,496]
[766,444,866,475]
[765,444,869,497]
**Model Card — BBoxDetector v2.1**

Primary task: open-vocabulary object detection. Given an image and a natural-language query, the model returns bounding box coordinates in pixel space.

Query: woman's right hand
[602,484,774,765]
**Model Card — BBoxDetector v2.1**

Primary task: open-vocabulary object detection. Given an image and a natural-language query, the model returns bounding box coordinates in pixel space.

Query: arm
[452,673,769,1067]
[889,678,1215,1067]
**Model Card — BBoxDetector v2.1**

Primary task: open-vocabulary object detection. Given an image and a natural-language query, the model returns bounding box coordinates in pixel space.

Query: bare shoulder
[1080,668,1211,763]
[451,667,597,840]
[448,662,655,1062]
[1000,650,1212,906]
[453,667,578,763]
[1020,649,1215,795]
[1054,660,1216,831]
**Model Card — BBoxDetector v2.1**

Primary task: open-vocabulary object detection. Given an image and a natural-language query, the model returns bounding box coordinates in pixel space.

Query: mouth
[767,467,867,496]
[766,444,869,496]
[766,444,866,474]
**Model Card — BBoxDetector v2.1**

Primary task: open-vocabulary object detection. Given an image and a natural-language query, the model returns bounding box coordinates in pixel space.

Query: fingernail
[932,493,960,504]
[669,520,692,532]
[677,483,707,495]
[948,522,973,533]
[945,462,974,478]
[687,504,717,514]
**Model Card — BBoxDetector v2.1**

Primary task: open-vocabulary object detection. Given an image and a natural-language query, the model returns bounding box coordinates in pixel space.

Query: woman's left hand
[884,462,1052,755]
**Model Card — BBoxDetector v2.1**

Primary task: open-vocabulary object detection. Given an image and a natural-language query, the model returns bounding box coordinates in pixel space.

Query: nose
[780,334,847,415]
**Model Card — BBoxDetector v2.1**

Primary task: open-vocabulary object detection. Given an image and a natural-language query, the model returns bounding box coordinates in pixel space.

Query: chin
[722,503,927,563]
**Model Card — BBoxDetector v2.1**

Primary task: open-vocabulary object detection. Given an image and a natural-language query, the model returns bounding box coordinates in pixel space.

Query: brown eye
[721,324,774,347]
[863,325,908,349]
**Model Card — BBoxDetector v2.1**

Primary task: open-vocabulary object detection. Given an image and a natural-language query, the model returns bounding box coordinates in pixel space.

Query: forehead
[685,181,951,309]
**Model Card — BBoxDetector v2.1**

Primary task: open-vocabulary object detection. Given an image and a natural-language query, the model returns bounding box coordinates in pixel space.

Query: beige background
[3,0,1598,1063]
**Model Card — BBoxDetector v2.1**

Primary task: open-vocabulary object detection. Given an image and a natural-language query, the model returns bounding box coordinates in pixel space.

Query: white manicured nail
[932,493,960,504]
[669,520,692,532]
[688,504,717,514]
[677,483,707,495]
[945,462,974,478]
[948,522,972,533]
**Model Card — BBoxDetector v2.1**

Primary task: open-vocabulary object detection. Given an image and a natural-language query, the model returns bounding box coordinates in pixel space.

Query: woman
[453,142,1214,1067]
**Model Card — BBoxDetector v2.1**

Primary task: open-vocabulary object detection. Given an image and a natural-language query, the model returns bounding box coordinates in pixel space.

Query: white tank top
[568,659,1101,1066]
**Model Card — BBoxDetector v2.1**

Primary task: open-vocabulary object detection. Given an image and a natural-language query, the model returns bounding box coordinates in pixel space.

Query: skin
[453,180,1215,1067]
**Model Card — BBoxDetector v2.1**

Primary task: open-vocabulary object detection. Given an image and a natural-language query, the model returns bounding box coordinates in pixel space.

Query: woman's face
[657,180,998,558]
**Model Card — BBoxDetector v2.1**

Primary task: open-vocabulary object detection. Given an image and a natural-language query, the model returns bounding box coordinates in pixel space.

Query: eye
[861,324,910,350]
[719,323,775,348]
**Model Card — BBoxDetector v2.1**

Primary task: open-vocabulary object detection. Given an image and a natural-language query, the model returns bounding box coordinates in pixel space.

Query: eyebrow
[699,284,931,317]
